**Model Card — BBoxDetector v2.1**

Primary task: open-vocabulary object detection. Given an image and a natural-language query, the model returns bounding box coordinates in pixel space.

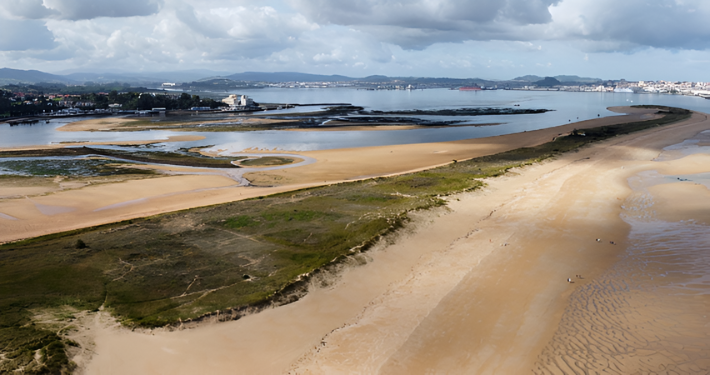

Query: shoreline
[0,106,659,245]
[0,106,659,244]
[80,110,710,374]
[2,106,708,373]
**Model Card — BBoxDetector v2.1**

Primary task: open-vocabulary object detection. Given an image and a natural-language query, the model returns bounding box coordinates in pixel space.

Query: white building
[222,94,255,108]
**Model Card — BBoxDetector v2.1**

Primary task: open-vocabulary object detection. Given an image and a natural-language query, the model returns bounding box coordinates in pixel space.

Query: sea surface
[2,89,710,152]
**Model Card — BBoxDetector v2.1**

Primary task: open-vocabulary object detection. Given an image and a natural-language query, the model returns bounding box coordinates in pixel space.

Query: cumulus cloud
[549,0,710,51]
[0,0,164,20]
[288,0,710,52]
[287,0,560,49]
[2,0,710,78]
[0,19,56,51]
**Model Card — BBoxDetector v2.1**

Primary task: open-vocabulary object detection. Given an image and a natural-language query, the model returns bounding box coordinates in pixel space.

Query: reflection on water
[2,90,710,152]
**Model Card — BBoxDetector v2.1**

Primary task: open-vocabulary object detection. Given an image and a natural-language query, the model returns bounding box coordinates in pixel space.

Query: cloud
[549,0,710,51]
[0,19,56,51]
[0,0,164,20]
[0,0,59,19]
[288,0,710,52]
[3,0,710,80]
[288,0,561,49]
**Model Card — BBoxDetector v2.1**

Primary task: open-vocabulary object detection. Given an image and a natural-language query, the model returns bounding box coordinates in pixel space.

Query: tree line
[83,91,227,110]
[1,88,229,117]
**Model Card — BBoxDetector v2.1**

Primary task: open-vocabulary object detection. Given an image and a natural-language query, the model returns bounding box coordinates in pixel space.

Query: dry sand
[62,109,710,374]
[0,106,654,244]
[241,106,661,185]
[4,107,707,374]
[56,117,140,132]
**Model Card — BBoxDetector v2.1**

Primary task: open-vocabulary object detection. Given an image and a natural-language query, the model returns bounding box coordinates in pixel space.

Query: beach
[2,107,708,373]
[0,106,658,244]
[42,108,704,374]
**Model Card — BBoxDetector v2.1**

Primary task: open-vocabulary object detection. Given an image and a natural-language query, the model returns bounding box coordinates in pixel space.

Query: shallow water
[534,136,710,374]
[2,90,710,153]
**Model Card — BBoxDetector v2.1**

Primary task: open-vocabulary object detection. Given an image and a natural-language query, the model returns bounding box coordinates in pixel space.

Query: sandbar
[0,106,656,244]
[75,109,710,374]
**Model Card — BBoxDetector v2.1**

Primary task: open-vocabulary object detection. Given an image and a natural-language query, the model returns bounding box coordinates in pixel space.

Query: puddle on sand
[0,212,17,220]
[27,198,76,216]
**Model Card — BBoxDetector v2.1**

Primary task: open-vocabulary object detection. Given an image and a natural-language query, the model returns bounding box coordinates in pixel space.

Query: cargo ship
[459,86,482,91]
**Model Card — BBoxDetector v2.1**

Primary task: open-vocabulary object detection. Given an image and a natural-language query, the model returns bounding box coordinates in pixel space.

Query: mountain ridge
[0,67,606,86]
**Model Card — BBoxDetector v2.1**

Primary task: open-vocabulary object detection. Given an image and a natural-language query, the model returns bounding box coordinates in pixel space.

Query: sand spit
[55,117,139,132]
[281,123,501,132]
[0,106,655,244]
[56,116,295,132]
[74,111,710,374]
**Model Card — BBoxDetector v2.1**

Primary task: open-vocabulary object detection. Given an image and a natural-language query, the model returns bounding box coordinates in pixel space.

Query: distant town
[2,67,710,120]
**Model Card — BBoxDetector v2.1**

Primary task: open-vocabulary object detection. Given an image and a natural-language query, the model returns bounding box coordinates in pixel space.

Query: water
[2,89,710,152]
[535,134,710,374]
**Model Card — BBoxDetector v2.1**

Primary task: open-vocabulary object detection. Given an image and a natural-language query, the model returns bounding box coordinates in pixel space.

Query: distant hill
[534,77,562,87]
[223,73,496,85]
[512,75,545,82]
[62,70,233,84]
[0,67,608,87]
[0,68,76,85]
[0,68,235,85]
[513,74,601,84]
[226,72,358,83]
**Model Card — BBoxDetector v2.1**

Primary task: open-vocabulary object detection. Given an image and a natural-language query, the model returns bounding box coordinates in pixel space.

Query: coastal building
[221,94,256,110]
[222,94,241,106]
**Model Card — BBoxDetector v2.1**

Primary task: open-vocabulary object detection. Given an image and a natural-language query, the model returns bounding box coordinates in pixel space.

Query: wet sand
[534,128,710,373]
[56,116,295,132]
[72,110,710,374]
[281,123,501,132]
[0,107,656,244]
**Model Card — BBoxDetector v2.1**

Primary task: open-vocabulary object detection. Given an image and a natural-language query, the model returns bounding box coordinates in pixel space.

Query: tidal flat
[0,106,691,374]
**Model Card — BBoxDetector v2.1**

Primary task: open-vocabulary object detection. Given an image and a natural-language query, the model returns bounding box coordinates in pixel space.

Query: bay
[1,89,709,152]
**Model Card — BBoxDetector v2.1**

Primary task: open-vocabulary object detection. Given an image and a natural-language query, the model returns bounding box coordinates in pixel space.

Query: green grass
[0,147,243,170]
[0,106,692,373]
[239,157,296,167]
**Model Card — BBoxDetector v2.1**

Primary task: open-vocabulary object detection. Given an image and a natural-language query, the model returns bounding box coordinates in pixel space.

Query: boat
[459,86,482,91]
[613,87,634,93]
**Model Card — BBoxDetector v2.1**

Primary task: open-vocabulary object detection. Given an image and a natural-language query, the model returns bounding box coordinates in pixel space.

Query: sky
[1,0,710,81]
